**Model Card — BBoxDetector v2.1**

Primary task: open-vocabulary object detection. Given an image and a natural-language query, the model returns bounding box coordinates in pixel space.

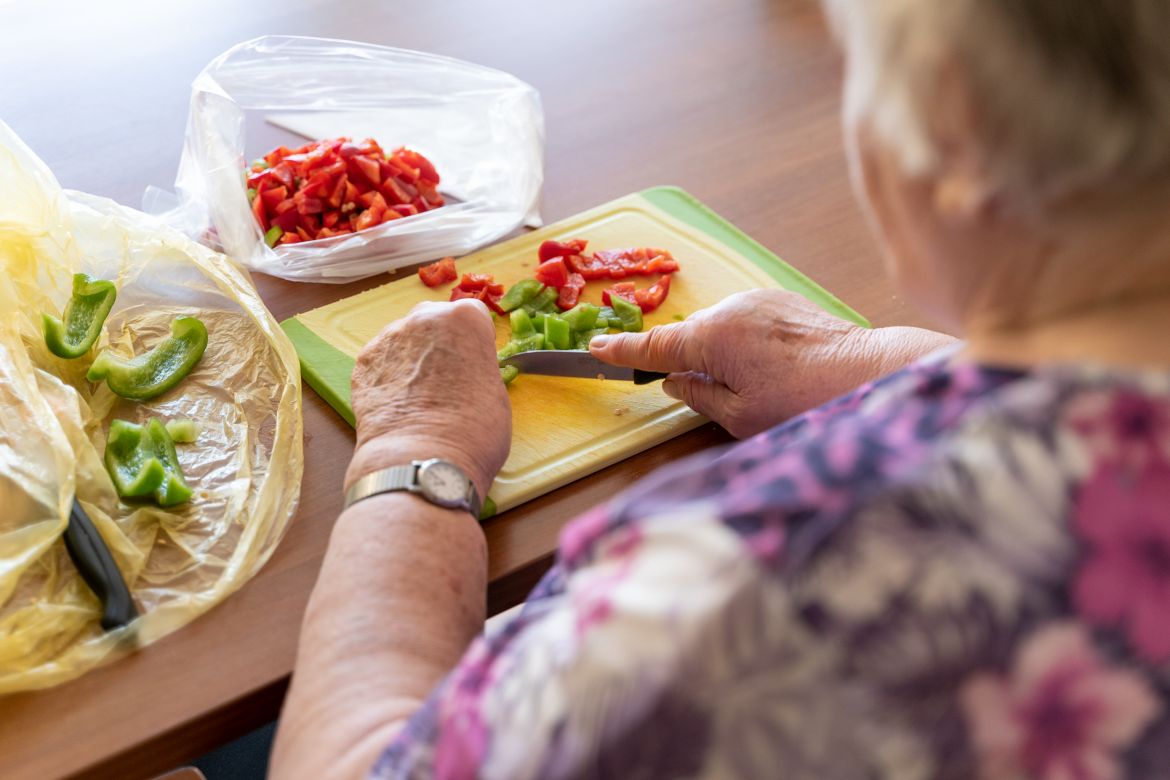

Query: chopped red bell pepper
[534,257,570,289]
[634,275,672,313]
[451,286,505,314]
[566,246,681,280]
[602,282,637,307]
[601,275,673,313]
[418,257,458,288]
[538,239,589,264]
[248,138,445,246]
[556,273,587,310]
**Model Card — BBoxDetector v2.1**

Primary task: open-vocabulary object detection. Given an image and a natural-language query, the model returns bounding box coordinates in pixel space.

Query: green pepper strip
[543,315,571,350]
[165,419,199,443]
[521,286,559,316]
[88,316,208,401]
[499,365,519,385]
[104,418,194,506]
[264,225,284,248]
[609,295,644,333]
[498,279,544,313]
[561,303,600,332]
[42,273,117,359]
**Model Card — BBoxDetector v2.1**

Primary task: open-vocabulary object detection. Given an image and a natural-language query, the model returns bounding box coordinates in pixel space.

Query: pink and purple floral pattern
[372,355,1170,779]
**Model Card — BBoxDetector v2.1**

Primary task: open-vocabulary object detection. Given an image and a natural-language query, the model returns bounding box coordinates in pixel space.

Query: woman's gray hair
[824,0,1170,209]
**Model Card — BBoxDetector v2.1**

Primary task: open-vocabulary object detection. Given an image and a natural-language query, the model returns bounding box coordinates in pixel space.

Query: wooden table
[0,1,933,777]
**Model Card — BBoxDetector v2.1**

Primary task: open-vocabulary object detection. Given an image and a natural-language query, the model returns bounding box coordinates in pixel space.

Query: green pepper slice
[521,286,559,316]
[264,226,284,248]
[165,419,200,443]
[609,295,644,333]
[573,327,611,350]
[88,316,208,401]
[499,365,519,385]
[560,303,600,332]
[498,279,544,313]
[104,418,194,506]
[509,309,536,338]
[543,315,572,350]
[42,273,117,359]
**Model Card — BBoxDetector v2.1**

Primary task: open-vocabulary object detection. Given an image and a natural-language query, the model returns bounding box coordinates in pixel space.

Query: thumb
[662,371,739,424]
[590,322,704,373]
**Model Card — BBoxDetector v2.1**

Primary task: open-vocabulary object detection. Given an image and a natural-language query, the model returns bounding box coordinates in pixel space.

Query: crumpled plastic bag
[148,35,545,283]
[0,120,303,693]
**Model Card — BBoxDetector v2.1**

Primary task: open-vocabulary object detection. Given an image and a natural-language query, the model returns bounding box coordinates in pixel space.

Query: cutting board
[281,186,867,513]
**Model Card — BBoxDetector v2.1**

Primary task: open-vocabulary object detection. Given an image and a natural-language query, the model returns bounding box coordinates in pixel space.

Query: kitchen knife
[64,498,138,631]
[500,350,668,384]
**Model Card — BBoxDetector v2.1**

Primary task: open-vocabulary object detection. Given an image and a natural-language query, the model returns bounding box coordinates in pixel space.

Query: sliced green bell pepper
[104,418,194,506]
[498,279,544,313]
[609,295,644,332]
[596,306,624,330]
[42,273,117,359]
[560,303,600,332]
[165,419,200,443]
[264,225,284,248]
[499,365,520,385]
[88,316,208,401]
[510,309,536,338]
[543,315,571,350]
[573,327,611,350]
[522,286,559,316]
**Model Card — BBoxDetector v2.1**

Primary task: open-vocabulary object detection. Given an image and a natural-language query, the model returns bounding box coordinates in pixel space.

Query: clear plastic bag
[150,35,545,283]
[0,121,303,692]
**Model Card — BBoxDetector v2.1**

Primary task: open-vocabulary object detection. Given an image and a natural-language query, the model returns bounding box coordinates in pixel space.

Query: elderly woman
[272,0,1170,777]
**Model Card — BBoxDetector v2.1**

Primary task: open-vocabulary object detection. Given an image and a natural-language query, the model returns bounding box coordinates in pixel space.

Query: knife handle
[633,370,669,385]
[65,499,138,631]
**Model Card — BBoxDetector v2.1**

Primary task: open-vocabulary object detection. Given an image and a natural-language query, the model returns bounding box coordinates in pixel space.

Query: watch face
[417,460,468,507]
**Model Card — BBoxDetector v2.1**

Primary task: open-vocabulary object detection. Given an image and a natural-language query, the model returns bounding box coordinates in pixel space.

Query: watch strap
[344,463,417,510]
[344,460,482,518]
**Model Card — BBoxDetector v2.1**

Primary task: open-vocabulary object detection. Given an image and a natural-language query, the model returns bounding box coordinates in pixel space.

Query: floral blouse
[371,350,1170,780]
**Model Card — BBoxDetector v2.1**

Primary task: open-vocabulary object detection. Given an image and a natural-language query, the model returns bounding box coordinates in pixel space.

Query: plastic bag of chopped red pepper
[148,35,545,283]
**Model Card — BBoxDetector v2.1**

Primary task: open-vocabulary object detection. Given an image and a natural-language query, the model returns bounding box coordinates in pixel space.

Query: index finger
[589,321,706,374]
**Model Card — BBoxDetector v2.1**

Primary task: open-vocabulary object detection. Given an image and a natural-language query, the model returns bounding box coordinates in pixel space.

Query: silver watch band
[343,461,481,518]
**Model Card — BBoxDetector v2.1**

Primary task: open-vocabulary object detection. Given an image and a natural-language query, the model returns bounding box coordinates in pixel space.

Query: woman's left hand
[345,298,512,497]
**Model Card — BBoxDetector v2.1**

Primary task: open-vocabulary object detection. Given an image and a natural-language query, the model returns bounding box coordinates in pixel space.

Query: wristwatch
[344,458,482,518]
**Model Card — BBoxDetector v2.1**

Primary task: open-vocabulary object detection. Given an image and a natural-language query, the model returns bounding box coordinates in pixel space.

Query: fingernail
[662,379,680,399]
[590,336,610,349]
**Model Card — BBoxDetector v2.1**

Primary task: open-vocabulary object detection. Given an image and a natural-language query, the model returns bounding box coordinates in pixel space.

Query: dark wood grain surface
[0,1,931,777]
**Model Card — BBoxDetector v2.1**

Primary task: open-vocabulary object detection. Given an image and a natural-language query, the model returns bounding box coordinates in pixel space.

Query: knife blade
[500,350,668,384]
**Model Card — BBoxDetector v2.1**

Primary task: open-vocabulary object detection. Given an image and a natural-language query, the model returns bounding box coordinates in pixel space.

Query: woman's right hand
[590,288,956,438]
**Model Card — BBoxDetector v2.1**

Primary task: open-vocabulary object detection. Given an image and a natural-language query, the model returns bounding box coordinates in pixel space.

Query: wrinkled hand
[591,289,954,438]
[346,299,511,497]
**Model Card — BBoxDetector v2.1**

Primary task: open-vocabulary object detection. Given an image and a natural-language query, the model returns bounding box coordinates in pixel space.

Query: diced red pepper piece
[251,192,268,232]
[633,275,672,313]
[556,273,586,310]
[602,282,637,307]
[394,148,439,184]
[534,257,570,289]
[538,238,589,264]
[260,186,288,209]
[418,257,458,288]
[353,208,380,232]
[566,247,681,280]
[353,154,383,186]
[393,203,418,218]
[450,285,505,314]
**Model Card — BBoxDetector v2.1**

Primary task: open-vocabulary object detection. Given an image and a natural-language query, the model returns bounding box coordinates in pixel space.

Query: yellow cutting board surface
[284,188,864,513]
